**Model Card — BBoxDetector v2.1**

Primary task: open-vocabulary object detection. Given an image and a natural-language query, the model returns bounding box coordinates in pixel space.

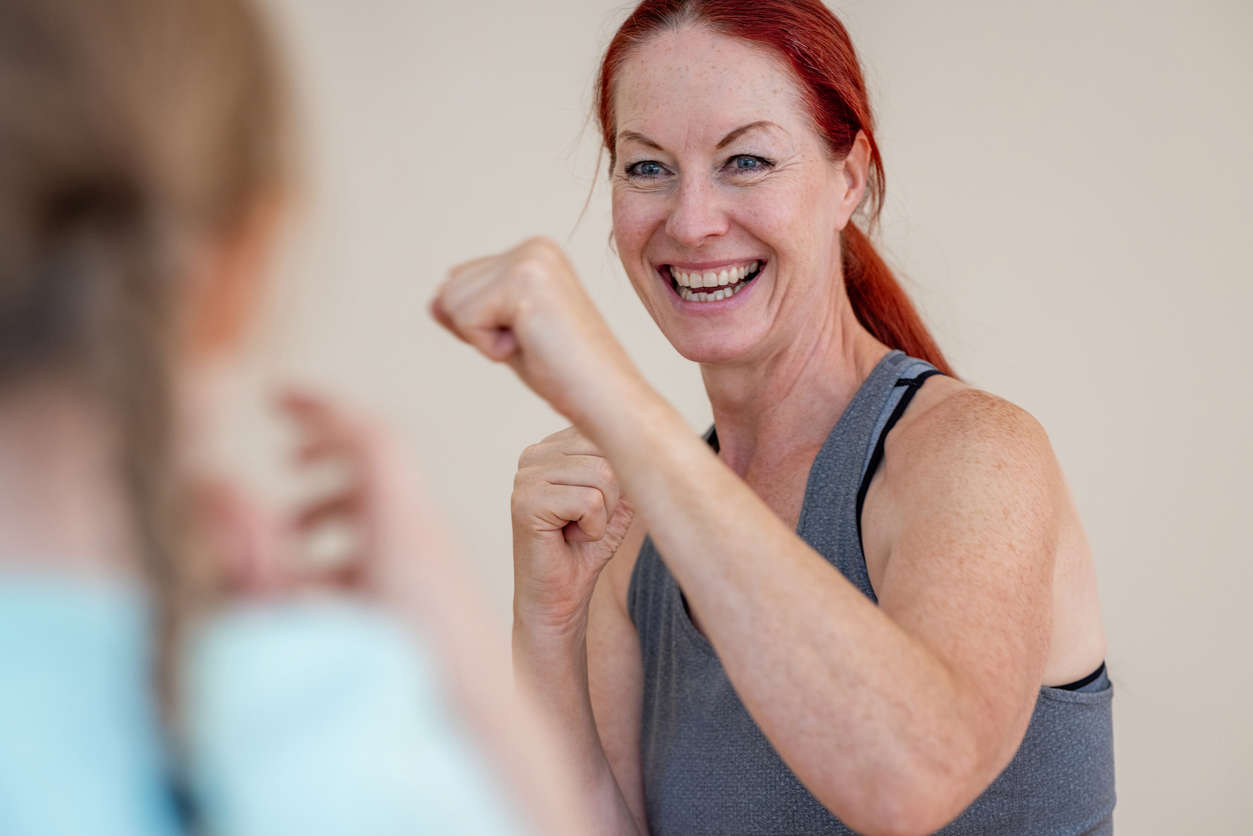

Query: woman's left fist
[432,237,641,423]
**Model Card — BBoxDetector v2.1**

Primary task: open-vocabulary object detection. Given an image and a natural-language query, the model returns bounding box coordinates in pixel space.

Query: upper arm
[587,517,648,832]
[868,390,1062,776]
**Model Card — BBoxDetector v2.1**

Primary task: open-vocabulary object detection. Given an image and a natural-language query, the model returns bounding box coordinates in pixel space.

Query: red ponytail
[842,222,953,375]
[595,0,954,377]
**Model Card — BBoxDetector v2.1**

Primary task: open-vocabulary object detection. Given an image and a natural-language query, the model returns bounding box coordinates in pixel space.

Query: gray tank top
[627,350,1115,834]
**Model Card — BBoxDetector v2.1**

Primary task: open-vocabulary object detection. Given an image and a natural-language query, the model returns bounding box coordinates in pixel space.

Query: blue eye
[727,154,773,174]
[625,160,667,178]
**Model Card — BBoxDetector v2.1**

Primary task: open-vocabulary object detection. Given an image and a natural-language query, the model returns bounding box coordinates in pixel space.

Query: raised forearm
[513,616,646,836]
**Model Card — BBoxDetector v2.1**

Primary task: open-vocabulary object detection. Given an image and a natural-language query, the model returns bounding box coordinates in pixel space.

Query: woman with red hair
[434,1,1113,833]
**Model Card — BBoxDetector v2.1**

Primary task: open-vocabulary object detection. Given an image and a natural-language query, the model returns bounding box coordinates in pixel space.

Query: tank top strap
[858,357,943,481]
[795,351,943,603]
[853,359,945,546]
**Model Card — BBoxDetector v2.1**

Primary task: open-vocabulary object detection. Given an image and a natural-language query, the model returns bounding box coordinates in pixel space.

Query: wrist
[512,608,591,696]
[574,371,683,455]
[513,596,590,649]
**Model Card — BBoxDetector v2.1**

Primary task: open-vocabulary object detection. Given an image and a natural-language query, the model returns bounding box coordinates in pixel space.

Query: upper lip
[658,258,766,271]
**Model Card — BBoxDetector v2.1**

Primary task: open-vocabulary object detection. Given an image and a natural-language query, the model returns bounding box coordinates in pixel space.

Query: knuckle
[512,239,564,287]
[445,298,472,328]
[521,235,556,255]
[514,256,547,289]
[517,443,539,469]
[582,488,604,516]
[594,457,617,486]
[544,426,572,443]
[509,485,531,517]
[513,462,543,492]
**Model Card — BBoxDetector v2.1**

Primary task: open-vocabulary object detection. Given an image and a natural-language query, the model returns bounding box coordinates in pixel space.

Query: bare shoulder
[861,378,1066,599]
[888,380,1059,494]
[904,377,1048,444]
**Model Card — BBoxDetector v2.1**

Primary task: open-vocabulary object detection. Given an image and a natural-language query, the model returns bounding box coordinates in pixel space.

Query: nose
[664,175,729,248]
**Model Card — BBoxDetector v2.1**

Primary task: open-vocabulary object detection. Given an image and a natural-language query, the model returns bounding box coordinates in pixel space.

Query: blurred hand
[184,391,598,836]
[431,237,644,425]
[510,425,635,632]
[195,390,453,629]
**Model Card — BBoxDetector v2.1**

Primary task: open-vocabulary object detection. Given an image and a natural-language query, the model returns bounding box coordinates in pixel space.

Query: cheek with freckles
[742,164,837,247]
[611,189,666,290]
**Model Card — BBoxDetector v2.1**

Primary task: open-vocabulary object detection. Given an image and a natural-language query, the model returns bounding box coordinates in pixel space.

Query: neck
[0,381,140,579]
[700,300,889,477]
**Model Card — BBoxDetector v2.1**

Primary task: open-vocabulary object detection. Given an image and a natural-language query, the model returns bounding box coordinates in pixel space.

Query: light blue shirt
[184,598,522,836]
[0,577,181,836]
[0,575,520,836]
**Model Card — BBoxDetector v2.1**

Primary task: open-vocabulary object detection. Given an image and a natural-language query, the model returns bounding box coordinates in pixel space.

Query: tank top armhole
[625,534,649,630]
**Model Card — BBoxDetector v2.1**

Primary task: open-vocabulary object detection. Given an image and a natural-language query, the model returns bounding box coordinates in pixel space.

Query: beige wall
[232,0,1253,831]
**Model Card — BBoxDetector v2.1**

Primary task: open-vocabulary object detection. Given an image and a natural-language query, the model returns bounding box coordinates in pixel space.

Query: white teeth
[677,286,732,302]
[672,260,764,302]
[670,261,761,289]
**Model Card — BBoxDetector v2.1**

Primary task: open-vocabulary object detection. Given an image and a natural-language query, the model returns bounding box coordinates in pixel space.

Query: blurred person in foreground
[0,1,590,834]
[433,1,1114,833]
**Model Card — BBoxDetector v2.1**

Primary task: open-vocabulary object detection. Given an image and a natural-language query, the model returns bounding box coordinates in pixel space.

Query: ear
[834,130,871,231]
[180,193,285,361]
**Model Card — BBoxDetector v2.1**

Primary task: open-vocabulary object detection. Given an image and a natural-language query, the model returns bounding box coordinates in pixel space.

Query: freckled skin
[610,26,853,365]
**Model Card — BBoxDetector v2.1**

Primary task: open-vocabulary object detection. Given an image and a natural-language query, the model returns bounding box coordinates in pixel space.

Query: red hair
[595,0,954,376]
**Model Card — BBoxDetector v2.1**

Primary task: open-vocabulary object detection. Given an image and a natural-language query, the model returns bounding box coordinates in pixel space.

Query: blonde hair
[0,0,288,707]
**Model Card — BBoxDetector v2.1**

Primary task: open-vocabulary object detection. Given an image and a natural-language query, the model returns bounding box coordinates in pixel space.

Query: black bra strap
[855,369,944,547]
[1055,661,1107,691]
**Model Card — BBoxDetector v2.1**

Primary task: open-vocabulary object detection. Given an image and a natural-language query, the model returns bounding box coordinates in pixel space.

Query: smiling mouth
[664,260,765,302]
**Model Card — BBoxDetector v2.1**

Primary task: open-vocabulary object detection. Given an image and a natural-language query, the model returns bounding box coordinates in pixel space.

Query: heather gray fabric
[626,350,1115,834]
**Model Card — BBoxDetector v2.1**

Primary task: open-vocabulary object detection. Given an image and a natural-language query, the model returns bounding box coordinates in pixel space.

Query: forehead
[613,25,811,147]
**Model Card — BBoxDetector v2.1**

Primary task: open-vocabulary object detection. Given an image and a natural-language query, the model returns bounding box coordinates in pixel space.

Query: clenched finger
[517,454,620,513]
[519,483,609,541]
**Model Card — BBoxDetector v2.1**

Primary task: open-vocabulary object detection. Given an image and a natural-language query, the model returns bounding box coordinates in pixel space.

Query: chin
[665,329,761,366]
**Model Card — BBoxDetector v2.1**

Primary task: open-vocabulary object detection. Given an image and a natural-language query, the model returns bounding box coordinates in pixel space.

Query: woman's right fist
[432,237,643,427]
[510,426,635,630]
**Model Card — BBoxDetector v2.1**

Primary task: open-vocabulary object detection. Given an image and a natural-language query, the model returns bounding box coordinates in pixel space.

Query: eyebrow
[616,130,664,151]
[715,120,779,149]
[615,120,781,153]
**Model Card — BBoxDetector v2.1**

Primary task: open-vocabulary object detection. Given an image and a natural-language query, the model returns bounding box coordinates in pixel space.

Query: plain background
[223,1,1252,831]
